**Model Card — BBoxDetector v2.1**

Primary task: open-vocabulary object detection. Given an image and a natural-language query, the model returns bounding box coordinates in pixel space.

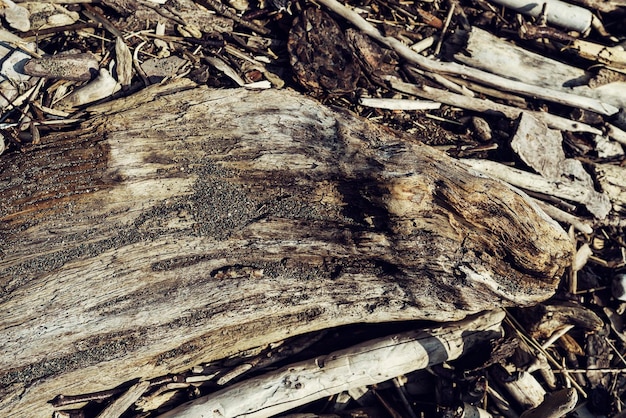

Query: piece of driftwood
[509,112,612,220]
[454,27,626,111]
[519,388,578,418]
[0,79,573,417]
[158,310,505,418]
[488,0,593,33]
[595,163,626,214]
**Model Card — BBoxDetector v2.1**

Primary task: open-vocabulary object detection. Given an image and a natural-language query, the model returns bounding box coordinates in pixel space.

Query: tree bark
[0,79,573,417]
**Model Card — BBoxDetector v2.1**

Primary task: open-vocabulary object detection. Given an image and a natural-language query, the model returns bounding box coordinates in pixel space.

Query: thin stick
[95,380,150,418]
[504,311,587,398]
[83,4,124,38]
[433,2,454,56]
[388,77,602,135]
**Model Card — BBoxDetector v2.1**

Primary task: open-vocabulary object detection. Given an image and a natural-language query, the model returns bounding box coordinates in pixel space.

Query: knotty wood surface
[0,80,573,417]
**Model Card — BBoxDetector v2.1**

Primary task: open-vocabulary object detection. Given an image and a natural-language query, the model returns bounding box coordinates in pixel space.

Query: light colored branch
[95,381,151,418]
[533,199,593,234]
[359,97,441,110]
[455,27,626,111]
[388,76,602,135]
[488,0,592,33]
[157,311,505,418]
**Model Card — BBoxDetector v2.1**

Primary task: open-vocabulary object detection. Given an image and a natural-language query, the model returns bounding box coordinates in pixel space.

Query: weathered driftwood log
[0,79,572,417]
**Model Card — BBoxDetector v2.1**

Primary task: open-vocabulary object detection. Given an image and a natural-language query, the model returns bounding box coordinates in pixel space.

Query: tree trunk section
[0,79,572,417]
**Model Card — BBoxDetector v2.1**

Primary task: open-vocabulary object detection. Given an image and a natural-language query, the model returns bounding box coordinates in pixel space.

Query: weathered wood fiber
[0,79,573,417]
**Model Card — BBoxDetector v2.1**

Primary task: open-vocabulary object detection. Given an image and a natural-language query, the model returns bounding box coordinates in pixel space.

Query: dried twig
[95,380,150,418]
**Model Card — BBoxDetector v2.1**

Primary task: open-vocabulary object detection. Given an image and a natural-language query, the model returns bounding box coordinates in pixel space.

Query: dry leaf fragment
[558,332,585,356]
[24,53,99,81]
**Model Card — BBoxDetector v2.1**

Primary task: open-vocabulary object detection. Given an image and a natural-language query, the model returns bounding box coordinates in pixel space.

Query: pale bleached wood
[487,0,592,32]
[455,27,626,111]
[595,163,626,214]
[358,97,441,110]
[533,199,593,234]
[95,380,150,418]
[491,368,547,410]
[567,0,626,13]
[509,112,608,219]
[519,388,578,418]
[0,80,572,417]
[158,310,505,418]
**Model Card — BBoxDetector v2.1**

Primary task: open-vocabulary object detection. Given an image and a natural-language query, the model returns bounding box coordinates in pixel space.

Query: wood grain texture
[0,80,573,417]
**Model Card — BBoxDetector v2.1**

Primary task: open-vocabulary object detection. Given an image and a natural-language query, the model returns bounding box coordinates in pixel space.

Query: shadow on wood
[0,79,573,417]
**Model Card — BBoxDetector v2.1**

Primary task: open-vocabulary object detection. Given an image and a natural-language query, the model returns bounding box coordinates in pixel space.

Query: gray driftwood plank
[0,80,572,417]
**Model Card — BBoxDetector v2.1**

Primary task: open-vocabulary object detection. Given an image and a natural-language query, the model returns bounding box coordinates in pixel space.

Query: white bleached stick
[488,0,592,33]
[157,310,505,418]
[359,97,441,110]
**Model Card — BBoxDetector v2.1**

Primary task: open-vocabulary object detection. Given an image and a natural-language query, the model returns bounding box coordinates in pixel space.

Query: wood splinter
[0,79,573,417]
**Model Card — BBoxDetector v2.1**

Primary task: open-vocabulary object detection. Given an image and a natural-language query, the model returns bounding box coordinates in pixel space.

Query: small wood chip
[96,380,150,418]
[24,53,99,81]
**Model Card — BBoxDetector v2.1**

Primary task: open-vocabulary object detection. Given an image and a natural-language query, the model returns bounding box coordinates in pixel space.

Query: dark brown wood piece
[288,7,361,96]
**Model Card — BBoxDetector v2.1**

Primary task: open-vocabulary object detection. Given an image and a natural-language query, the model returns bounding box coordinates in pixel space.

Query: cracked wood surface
[0,80,573,417]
